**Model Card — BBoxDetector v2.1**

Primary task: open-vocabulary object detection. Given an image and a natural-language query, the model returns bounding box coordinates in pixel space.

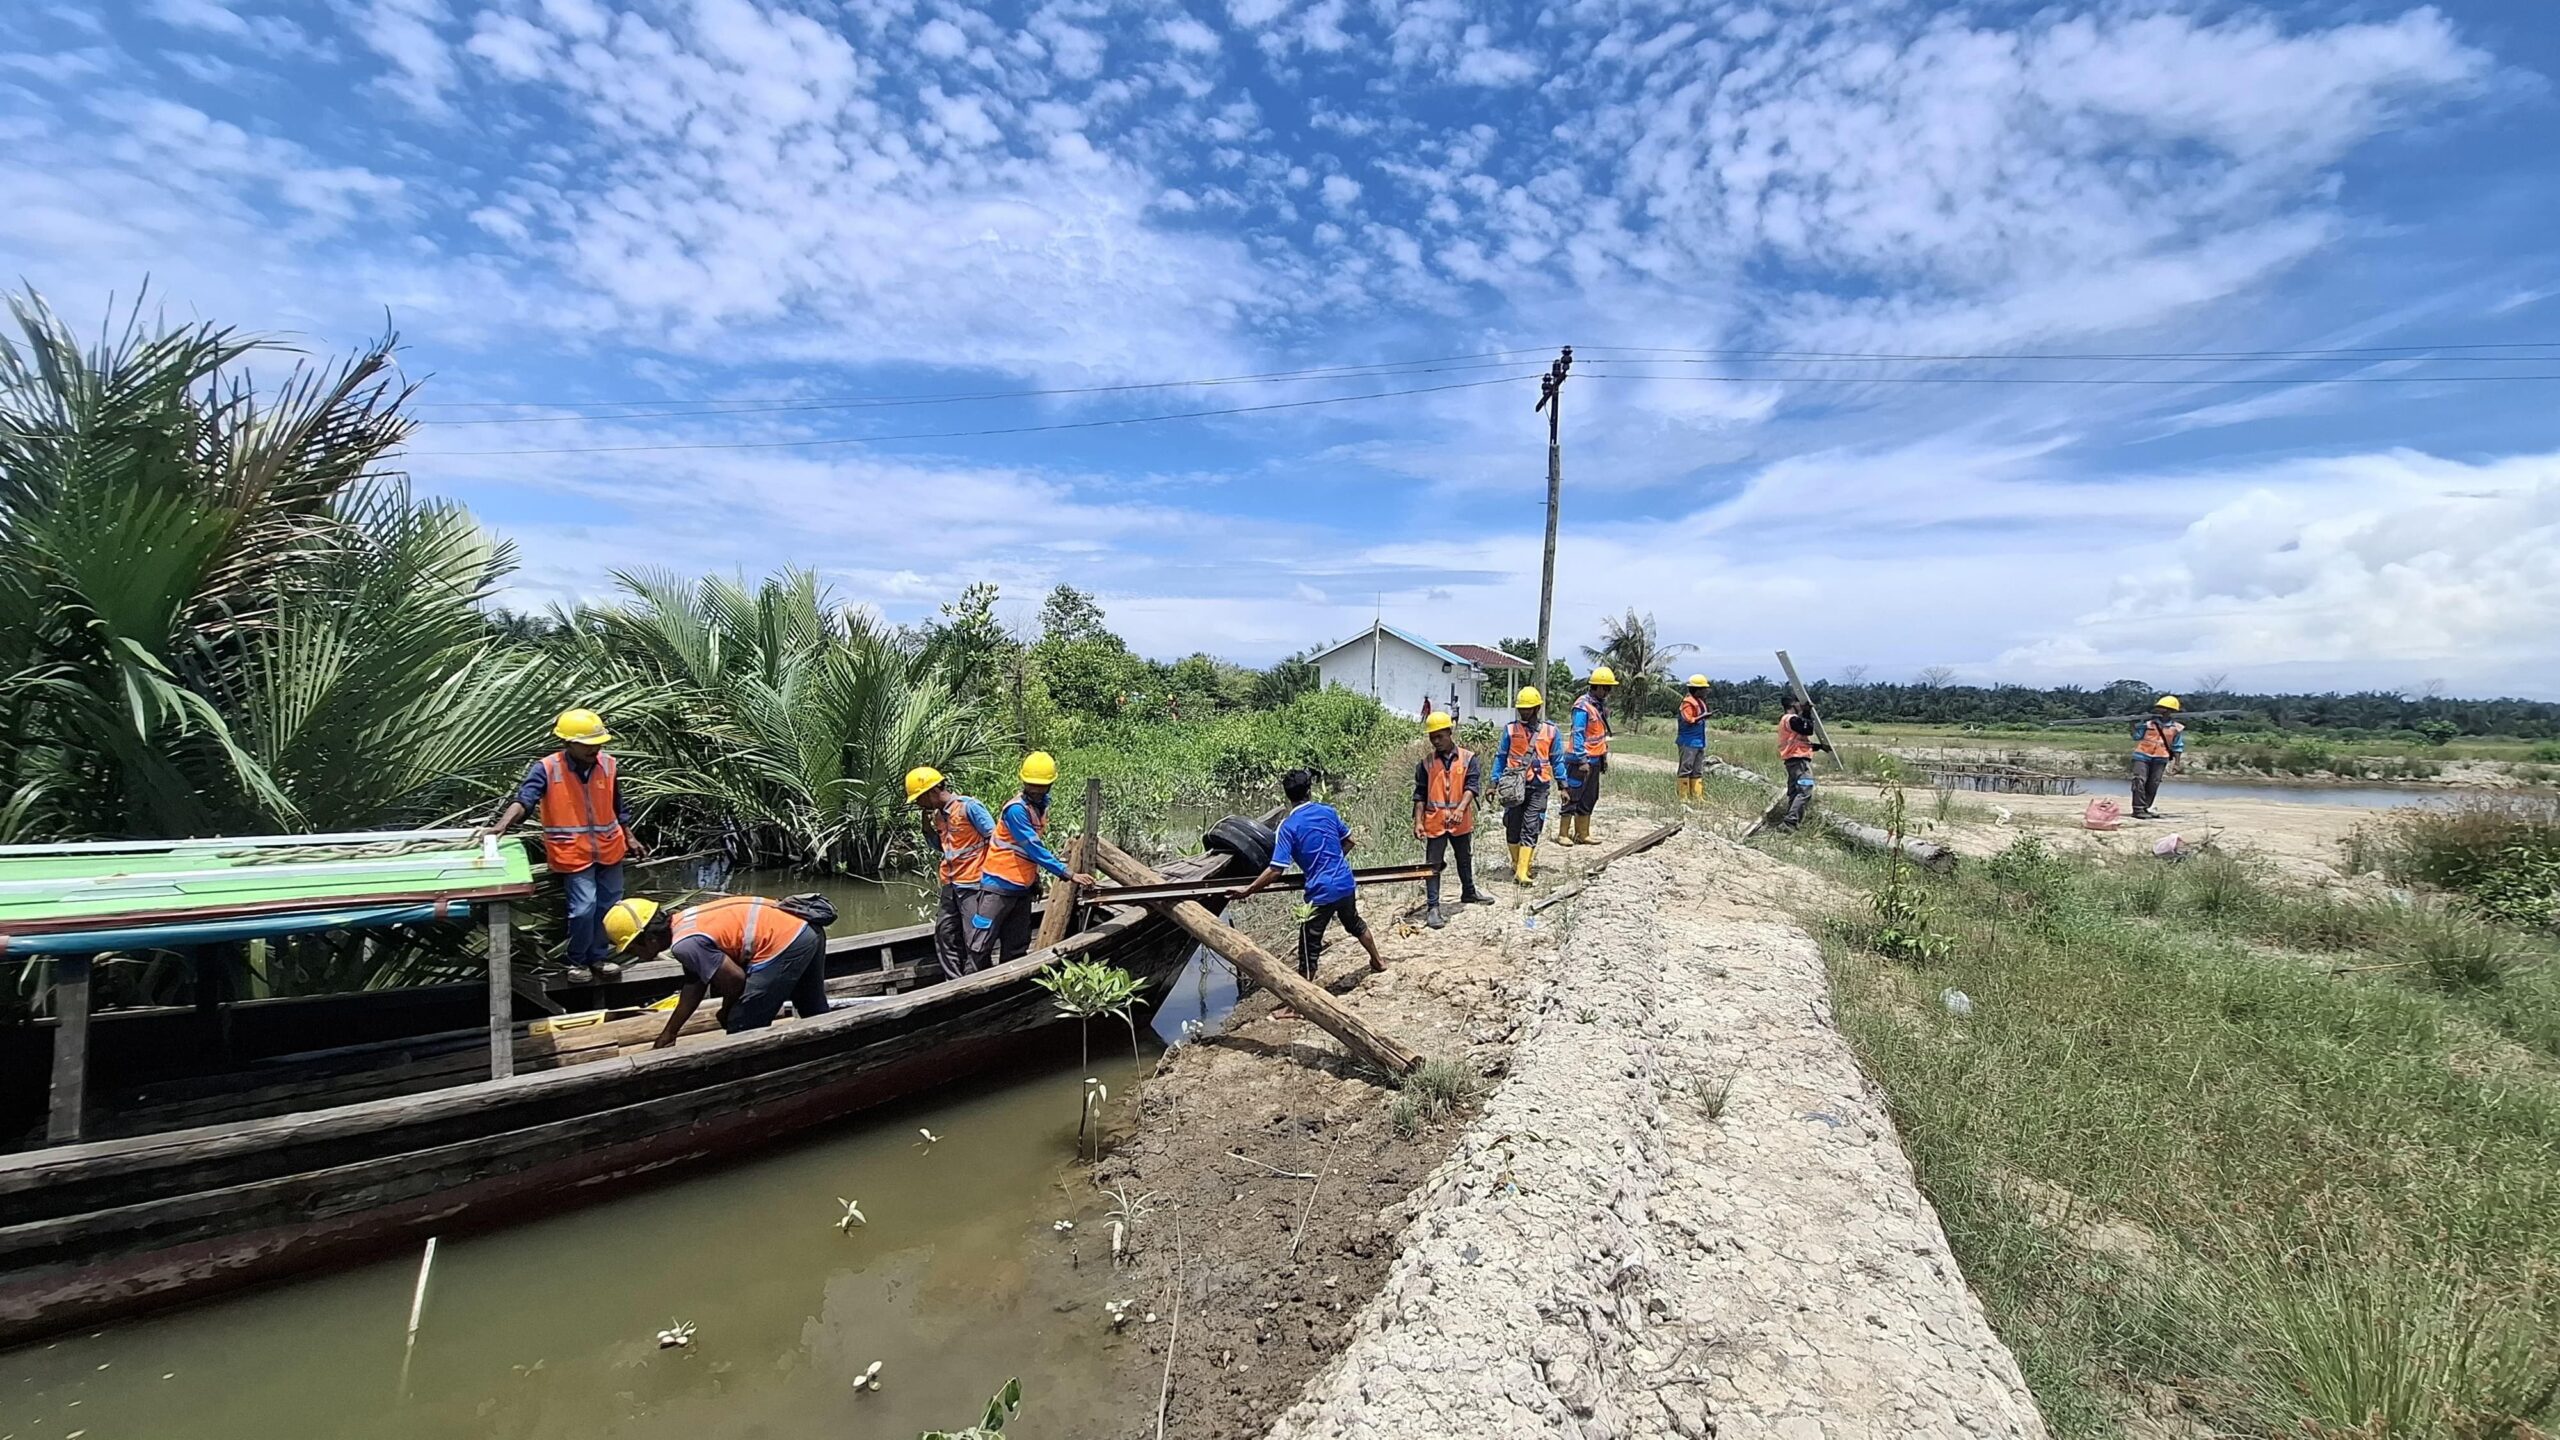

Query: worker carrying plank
[1411,713,1492,928]
[480,707,649,984]
[968,751,1098,967]
[1676,676,1713,801]
[1235,768,1387,986]
[1493,686,1559,884]
[1775,696,1832,830]
[606,896,829,1048]
[1557,667,1616,845]
[907,766,993,980]
[2130,695,2186,819]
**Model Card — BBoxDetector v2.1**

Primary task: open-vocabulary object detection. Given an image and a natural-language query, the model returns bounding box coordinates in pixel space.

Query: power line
[1576,342,2560,362]
[407,349,1559,416]
[1576,370,2560,386]
[413,374,1528,458]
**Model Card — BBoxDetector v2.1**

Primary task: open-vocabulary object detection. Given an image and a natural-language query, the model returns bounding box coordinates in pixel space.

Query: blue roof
[1309,622,1479,670]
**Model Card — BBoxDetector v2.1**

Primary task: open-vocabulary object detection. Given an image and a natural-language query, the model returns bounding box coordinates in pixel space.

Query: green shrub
[2379,797,2560,932]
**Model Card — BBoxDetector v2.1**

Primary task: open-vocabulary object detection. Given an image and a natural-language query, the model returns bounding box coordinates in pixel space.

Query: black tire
[1201,815,1275,872]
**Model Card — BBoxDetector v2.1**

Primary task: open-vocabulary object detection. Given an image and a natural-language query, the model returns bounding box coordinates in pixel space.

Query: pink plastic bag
[2083,797,2122,831]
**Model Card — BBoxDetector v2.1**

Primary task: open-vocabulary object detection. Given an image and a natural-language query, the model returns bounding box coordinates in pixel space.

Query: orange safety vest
[1778,716,1816,762]
[983,795,1048,889]
[1419,747,1477,838]
[671,896,809,971]
[1679,696,1707,726]
[935,796,989,887]
[537,752,627,873]
[1503,721,1556,781]
[2135,718,2184,760]
[1573,695,1611,758]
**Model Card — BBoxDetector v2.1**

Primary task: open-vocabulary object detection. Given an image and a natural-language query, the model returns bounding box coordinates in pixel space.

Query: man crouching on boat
[606,897,829,1048]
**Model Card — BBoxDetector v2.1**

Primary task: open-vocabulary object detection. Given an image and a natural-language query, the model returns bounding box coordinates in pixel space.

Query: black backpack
[776,892,839,930]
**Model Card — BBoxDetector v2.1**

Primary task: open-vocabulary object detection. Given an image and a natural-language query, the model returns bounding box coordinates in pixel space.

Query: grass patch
[1391,1057,1483,1137]
[2360,795,2560,933]
[1815,835,2560,1437]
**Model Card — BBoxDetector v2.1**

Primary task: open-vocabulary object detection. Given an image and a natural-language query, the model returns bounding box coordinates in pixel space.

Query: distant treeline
[1660,676,2560,740]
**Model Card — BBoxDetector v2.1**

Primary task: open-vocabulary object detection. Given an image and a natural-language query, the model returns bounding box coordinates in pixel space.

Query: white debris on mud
[1266,828,2047,1440]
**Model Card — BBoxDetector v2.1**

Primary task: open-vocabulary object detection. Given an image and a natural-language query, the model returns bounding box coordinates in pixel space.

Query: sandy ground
[1896,785,2368,885]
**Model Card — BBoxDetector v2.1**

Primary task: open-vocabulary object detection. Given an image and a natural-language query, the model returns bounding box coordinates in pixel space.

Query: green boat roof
[0,829,537,935]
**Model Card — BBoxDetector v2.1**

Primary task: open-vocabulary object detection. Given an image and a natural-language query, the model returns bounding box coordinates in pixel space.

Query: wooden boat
[0,844,1238,1348]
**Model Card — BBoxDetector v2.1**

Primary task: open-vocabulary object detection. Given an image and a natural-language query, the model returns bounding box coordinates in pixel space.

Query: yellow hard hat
[1424,712,1455,734]
[1516,686,1543,709]
[1019,751,1059,785]
[1588,666,1618,686]
[2155,695,2182,711]
[1686,674,1709,688]
[602,898,659,953]
[553,707,611,745]
[904,766,946,802]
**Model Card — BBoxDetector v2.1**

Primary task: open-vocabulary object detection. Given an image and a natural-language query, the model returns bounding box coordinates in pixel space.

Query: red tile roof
[1445,643,1532,669]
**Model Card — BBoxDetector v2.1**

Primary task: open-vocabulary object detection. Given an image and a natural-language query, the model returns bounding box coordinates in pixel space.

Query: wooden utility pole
[1776,649,1844,773]
[1092,838,1421,1078]
[1031,777,1102,953]
[1531,346,1573,689]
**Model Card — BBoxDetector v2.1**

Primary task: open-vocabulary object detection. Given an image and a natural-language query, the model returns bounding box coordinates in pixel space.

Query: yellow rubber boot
[1576,814,1595,844]
[1513,844,1533,884]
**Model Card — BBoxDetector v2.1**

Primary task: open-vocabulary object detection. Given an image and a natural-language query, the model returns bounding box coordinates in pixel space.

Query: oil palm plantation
[561,568,990,872]
[0,288,571,841]
[1582,609,1694,734]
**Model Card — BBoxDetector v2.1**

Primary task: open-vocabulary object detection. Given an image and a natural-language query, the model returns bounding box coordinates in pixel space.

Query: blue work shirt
[513,753,633,827]
[979,796,1074,893]
[1676,700,1709,749]
[1272,802,1357,906]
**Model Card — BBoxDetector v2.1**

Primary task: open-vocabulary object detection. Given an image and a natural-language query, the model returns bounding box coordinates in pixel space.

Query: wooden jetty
[0,839,1247,1347]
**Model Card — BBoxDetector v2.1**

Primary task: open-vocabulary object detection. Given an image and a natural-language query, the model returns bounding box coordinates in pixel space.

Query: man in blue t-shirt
[1236,768,1387,983]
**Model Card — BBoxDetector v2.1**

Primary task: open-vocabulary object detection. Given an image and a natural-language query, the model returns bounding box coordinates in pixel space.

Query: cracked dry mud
[1263,827,2047,1440]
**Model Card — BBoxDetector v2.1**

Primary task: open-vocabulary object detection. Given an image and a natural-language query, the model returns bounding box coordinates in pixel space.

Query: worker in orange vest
[1775,697,1831,829]
[484,707,647,983]
[969,751,1098,968]
[1675,676,1713,800]
[1492,686,1558,884]
[1558,667,1616,845]
[2130,695,2186,818]
[606,897,828,1048]
[907,766,992,980]
[1411,713,1491,928]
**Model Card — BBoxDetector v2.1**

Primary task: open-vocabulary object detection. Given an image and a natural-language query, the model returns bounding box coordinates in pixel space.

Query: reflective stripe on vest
[1778,719,1815,762]
[538,752,627,873]
[937,797,989,887]
[1503,722,1555,780]
[672,896,808,970]
[1421,747,1476,838]
[1574,695,1611,757]
[2135,719,2184,759]
[983,795,1047,888]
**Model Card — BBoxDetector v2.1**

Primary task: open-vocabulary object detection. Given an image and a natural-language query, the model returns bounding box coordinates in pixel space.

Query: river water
[2,847,1251,1440]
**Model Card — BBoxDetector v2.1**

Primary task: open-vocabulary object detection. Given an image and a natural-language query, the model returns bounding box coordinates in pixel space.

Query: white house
[1308,622,1511,722]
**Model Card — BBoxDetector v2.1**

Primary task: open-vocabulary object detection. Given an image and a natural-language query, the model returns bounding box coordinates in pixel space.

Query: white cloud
[351,0,457,113]
[1160,15,1219,54]
[1318,173,1359,210]
[916,18,968,59]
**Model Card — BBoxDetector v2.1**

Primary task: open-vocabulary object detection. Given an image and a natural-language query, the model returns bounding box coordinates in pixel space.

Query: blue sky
[4,0,2557,694]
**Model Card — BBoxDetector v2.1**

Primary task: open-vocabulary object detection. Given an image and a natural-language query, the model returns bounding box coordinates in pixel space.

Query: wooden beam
[1087,863,1438,908]
[1091,838,1421,1078]
[46,956,90,1145]
[486,903,514,1082]
[1775,649,1845,773]
[1031,777,1101,954]
[1717,760,1957,871]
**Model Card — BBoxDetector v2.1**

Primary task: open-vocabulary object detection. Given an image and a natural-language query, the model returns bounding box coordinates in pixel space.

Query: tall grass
[1821,836,2560,1437]
[2359,795,2560,932]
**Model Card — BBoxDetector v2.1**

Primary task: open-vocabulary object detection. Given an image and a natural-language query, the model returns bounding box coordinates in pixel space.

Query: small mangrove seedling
[1078,1078,1112,1161]
[655,1320,696,1349]
[1035,959,1145,1067]
[1105,1298,1132,1330]
[1104,1186,1158,1265]
[856,1359,883,1393]
[921,1377,1022,1440]
[917,1128,941,1146]
[836,1198,867,1232]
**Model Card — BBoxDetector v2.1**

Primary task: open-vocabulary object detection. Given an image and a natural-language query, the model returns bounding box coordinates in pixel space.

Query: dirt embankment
[1098,815,2047,1439]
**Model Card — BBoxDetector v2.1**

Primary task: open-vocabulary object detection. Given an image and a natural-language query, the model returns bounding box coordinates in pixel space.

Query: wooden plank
[1775,649,1845,773]
[1093,838,1421,1078]
[1087,863,1437,908]
[486,903,514,1082]
[46,957,90,1145]
[1031,777,1101,953]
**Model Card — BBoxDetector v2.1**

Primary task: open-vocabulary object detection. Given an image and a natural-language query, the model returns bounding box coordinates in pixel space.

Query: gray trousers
[723,927,829,1033]
[1563,758,1606,816]
[965,885,1036,968]
[1502,778,1550,845]
[1676,744,1707,778]
[1423,831,1479,906]
[1780,757,1815,828]
[933,883,976,980]
[2131,757,2170,813]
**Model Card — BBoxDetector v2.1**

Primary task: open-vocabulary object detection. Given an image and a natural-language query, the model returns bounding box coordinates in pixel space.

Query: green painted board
[0,830,537,932]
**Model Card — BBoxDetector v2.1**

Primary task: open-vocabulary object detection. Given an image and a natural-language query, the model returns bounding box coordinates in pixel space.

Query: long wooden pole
[1091,838,1420,1078]
[1776,649,1845,773]
[46,956,90,1144]
[486,902,514,1081]
[1032,778,1101,954]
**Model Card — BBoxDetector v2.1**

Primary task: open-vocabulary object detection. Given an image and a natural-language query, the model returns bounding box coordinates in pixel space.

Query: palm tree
[562,569,990,873]
[1581,609,1694,734]
[0,287,570,841]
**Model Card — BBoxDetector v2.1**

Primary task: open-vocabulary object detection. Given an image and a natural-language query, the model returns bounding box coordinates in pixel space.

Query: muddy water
[659,862,937,934]
[0,1039,1175,1440]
